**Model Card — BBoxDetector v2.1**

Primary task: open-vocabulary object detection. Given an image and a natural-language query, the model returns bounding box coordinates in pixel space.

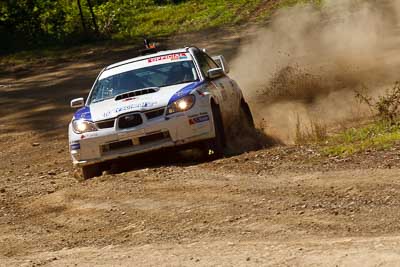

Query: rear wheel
[81,164,102,180]
[206,103,226,159]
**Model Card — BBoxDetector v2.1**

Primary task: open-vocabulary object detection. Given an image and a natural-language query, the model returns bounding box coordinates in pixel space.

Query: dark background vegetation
[0,0,267,53]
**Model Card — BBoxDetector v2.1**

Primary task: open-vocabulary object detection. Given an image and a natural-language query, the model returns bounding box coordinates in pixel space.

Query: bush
[355,82,400,122]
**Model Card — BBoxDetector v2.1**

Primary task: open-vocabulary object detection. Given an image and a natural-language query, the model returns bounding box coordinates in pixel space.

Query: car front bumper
[68,110,215,167]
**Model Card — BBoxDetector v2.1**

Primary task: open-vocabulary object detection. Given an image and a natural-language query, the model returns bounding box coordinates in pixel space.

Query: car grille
[118,113,143,129]
[96,119,115,129]
[99,107,165,130]
[145,108,165,120]
[139,132,168,144]
[108,140,133,151]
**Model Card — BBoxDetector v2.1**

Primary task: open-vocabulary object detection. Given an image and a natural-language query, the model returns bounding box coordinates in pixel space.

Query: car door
[212,55,242,110]
[192,49,237,122]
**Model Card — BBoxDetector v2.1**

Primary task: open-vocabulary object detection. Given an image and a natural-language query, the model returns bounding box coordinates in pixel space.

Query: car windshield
[89,61,198,103]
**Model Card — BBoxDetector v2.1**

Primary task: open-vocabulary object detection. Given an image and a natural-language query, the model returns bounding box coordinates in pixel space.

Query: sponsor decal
[148,53,188,63]
[188,113,200,118]
[74,106,92,120]
[70,142,81,150]
[189,114,210,125]
[196,87,209,97]
[103,101,158,118]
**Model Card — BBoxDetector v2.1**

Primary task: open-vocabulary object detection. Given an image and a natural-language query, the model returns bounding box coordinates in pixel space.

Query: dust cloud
[231,0,400,143]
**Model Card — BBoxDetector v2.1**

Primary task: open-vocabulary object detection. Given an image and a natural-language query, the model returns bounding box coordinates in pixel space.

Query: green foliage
[1,0,108,52]
[355,82,400,122]
[0,0,89,51]
[0,0,319,52]
[93,0,262,39]
[323,121,400,157]
[323,82,400,157]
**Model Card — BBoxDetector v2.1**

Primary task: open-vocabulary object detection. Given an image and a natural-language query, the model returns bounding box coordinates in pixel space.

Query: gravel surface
[1,27,400,266]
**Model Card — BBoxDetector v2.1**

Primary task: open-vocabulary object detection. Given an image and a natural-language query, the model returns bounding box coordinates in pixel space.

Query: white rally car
[69,46,254,178]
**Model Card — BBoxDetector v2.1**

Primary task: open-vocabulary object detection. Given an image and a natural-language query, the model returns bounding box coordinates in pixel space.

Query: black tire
[240,100,255,129]
[207,103,226,159]
[81,164,102,180]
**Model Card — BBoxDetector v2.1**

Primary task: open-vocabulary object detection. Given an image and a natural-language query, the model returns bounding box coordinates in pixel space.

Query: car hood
[73,81,204,122]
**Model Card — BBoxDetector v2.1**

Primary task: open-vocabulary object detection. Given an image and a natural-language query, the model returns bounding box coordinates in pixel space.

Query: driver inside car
[166,63,194,85]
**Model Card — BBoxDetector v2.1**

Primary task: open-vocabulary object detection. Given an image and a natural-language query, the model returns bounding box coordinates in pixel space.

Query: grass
[1,0,324,64]
[98,0,264,40]
[323,120,400,157]
[257,0,324,20]
[298,82,400,157]
[295,116,328,144]
[123,0,323,37]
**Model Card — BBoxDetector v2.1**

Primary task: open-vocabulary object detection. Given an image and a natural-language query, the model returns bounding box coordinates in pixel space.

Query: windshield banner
[148,53,188,63]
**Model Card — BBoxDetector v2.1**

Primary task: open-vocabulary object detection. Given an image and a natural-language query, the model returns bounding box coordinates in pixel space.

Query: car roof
[105,47,192,71]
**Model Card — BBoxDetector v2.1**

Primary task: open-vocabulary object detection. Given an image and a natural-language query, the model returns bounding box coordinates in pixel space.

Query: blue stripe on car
[74,106,92,120]
[70,143,81,150]
[168,81,206,105]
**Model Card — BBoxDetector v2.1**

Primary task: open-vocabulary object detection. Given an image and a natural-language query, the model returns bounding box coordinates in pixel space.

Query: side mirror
[212,55,230,74]
[207,68,224,80]
[70,98,85,108]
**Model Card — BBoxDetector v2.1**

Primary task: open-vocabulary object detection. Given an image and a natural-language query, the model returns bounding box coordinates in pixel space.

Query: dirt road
[1,25,400,266]
[1,111,400,266]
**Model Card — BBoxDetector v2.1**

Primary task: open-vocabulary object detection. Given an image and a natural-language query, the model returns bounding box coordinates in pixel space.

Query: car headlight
[166,95,195,115]
[72,120,98,134]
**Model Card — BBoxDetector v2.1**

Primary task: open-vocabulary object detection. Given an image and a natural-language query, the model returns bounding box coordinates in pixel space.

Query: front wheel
[205,103,226,159]
[224,100,259,154]
[240,100,255,129]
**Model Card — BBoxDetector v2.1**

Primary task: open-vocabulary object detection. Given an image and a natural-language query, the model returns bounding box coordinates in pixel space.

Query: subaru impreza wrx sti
[69,47,254,179]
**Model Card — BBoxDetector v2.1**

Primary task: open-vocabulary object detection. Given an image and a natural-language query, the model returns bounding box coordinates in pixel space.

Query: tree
[87,0,98,34]
[77,0,87,34]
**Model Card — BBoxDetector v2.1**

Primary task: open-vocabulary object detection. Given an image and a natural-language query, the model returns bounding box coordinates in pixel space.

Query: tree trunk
[77,0,87,34]
[87,0,99,34]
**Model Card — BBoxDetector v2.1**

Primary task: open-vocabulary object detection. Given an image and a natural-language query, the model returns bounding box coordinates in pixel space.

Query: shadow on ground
[100,127,281,177]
